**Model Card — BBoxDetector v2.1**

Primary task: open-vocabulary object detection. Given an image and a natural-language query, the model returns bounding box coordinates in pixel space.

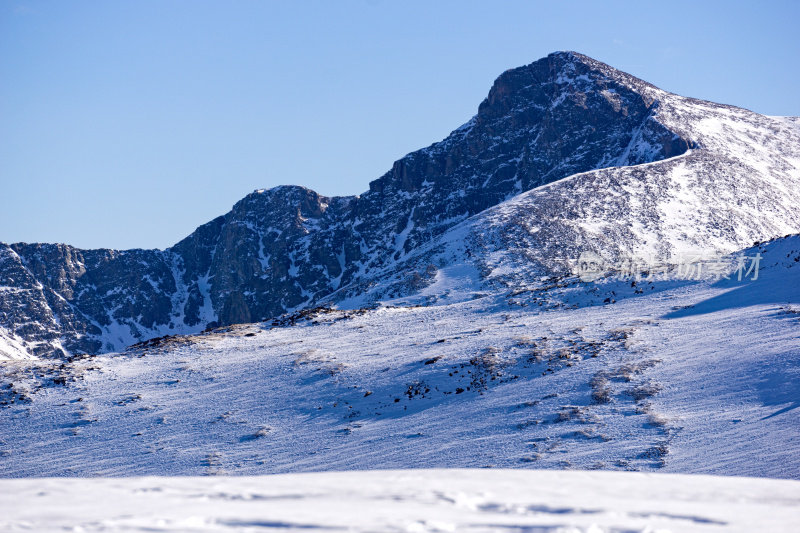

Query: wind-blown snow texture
[1,235,798,479]
[2,51,799,359]
[3,469,800,532]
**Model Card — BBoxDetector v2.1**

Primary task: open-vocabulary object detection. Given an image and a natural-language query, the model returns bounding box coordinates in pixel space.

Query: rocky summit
[1,51,799,359]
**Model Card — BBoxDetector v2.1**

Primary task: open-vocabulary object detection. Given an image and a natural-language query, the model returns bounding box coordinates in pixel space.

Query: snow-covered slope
[3,469,799,533]
[2,234,798,479]
[0,328,36,361]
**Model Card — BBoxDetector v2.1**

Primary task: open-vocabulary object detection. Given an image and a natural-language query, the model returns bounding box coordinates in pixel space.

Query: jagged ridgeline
[2,51,799,358]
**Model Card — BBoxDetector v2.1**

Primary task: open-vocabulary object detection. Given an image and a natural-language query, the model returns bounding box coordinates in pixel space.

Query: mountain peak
[478,51,660,122]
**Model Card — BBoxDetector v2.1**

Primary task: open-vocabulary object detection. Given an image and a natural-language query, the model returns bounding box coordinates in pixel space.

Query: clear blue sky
[2,0,799,250]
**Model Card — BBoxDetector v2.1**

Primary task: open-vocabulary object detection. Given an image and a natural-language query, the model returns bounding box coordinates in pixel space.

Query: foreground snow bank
[1,469,799,532]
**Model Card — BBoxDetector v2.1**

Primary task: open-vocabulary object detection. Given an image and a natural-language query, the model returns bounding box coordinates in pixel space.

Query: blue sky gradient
[2,0,799,249]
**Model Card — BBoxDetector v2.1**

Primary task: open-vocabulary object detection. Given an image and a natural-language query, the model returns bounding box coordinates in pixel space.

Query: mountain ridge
[2,51,799,359]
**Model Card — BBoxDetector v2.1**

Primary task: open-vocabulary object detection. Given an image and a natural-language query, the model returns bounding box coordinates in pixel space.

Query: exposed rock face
[1,51,798,359]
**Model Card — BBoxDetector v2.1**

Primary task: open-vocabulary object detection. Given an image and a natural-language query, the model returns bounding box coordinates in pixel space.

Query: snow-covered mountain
[3,51,799,360]
[2,53,800,529]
